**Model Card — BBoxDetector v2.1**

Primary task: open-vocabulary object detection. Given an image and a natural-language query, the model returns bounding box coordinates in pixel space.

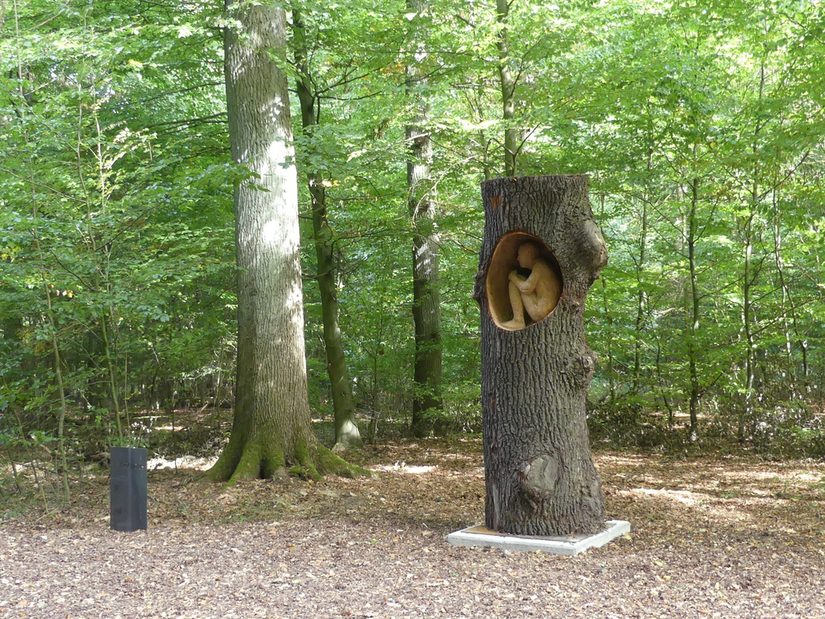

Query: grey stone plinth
[447,520,630,556]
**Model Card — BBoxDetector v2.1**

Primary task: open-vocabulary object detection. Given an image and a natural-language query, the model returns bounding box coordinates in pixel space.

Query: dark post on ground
[473,175,608,536]
[110,446,148,531]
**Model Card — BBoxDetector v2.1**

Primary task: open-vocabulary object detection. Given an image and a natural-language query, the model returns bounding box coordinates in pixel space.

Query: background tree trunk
[474,175,607,536]
[406,0,443,438]
[686,175,701,442]
[496,0,518,177]
[292,10,362,450]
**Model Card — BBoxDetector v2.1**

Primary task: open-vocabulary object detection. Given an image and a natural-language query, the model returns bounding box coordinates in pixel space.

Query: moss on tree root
[208,437,367,485]
[289,439,367,480]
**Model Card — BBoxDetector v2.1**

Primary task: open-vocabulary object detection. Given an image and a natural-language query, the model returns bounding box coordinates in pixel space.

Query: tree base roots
[208,439,368,485]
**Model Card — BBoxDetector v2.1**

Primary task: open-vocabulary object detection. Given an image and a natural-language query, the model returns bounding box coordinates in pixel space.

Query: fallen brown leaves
[1,439,824,618]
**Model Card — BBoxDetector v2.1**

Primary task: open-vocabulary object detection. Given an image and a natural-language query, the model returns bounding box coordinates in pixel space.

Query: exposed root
[316,445,369,479]
[209,436,367,484]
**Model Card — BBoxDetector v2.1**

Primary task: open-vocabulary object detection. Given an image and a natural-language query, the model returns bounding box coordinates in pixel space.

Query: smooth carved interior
[485,232,563,331]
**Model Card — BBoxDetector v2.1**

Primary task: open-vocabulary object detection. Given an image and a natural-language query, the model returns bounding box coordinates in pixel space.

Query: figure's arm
[520,272,538,293]
[507,274,534,293]
[509,270,532,292]
[517,262,550,294]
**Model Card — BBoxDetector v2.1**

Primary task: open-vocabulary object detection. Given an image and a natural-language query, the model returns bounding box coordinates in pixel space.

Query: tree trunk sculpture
[474,175,608,536]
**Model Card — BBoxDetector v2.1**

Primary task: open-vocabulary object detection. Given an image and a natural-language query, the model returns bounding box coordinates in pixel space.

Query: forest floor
[1,435,825,618]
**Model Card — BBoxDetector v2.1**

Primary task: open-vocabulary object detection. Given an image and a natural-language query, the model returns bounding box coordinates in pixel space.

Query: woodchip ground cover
[1,439,824,617]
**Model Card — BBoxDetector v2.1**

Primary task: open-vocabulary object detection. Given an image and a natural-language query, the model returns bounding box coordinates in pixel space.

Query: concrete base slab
[447,519,630,556]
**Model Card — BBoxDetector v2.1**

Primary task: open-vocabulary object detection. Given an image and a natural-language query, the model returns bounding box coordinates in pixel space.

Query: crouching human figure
[501,242,561,330]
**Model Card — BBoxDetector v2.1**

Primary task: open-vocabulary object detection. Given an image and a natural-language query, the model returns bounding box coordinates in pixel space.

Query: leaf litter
[1,438,824,618]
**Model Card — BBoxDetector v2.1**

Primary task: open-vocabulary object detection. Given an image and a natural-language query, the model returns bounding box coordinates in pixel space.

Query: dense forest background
[1,0,824,489]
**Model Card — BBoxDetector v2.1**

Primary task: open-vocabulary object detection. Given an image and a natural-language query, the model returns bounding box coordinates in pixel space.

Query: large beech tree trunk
[474,175,607,536]
[210,1,355,483]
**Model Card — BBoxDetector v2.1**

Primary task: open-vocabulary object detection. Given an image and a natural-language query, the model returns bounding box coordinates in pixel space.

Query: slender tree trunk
[29,181,71,503]
[632,144,652,395]
[292,11,361,450]
[209,1,356,483]
[740,57,767,442]
[496,0,518,176]
[740,209,755,442]
[597,190,615,405]
[600,276,616,406]
[474,175,608,535]
[100,314,124,439]
[470,76,493,180]
[655,337,675,431]
[771,184,802,396]
[406,0,443,437]
[686,176,701,441]
[89,87,127,438]
[43,288,71,503]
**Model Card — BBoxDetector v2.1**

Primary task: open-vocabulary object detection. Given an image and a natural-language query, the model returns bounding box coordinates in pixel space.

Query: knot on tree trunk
[519,454,558,501]
[570,352,597,387]
[577,219,608,277]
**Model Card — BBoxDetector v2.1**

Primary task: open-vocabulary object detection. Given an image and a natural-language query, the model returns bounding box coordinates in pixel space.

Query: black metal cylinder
[110,446,148,531]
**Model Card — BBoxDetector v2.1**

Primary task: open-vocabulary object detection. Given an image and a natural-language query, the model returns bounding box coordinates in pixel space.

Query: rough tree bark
[292,10,361,450]
[473,175,607,536]
[209,1,357,483]
[406,0,443,437]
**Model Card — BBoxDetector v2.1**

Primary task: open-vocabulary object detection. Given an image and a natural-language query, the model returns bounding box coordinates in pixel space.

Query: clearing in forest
[1,438,824,618]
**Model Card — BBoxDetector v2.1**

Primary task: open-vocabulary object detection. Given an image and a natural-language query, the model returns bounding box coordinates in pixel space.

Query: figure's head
[517,242,539,267]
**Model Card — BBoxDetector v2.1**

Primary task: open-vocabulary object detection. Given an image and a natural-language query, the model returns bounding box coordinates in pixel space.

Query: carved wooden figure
[474,175,608,536]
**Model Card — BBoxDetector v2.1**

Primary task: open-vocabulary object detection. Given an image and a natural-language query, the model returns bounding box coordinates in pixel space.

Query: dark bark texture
[474,175,607,536]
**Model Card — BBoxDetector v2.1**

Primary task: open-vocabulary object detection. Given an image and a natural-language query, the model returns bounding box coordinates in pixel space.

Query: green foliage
[0,0,234,454]
[1,0,823,480]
